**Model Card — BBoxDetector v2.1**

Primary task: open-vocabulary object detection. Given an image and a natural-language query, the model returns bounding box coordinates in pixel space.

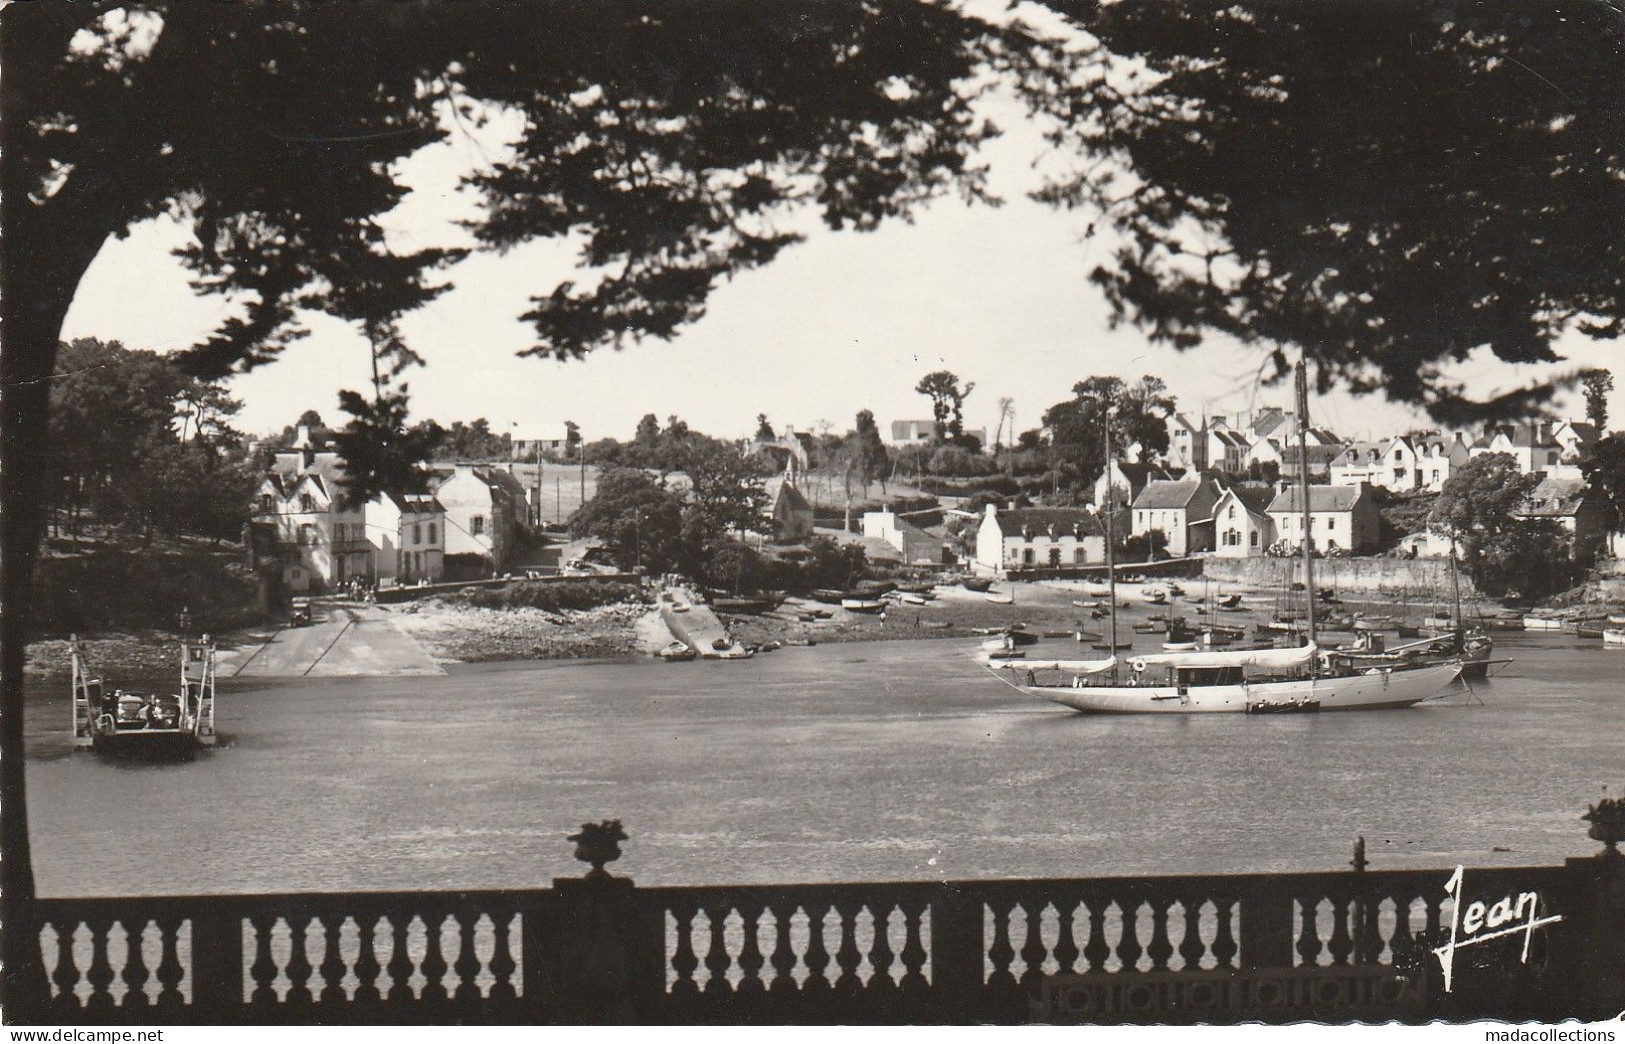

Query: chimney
[293,424,316,469]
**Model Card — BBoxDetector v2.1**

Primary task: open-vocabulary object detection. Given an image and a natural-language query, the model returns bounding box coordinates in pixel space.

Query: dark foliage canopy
[1032,0,1625,422]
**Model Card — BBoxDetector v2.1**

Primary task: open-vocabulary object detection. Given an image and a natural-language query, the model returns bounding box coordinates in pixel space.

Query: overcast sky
[60,80,1622,444]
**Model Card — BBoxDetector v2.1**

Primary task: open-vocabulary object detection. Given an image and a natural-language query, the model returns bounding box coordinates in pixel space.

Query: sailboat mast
[1295,358,1318,651]
[1449,541,1464,631]
[1104,412,1118,655]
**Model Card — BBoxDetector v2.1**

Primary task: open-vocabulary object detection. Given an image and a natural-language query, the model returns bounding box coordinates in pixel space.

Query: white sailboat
[998,643,1461,713]
[998,357,1462,715]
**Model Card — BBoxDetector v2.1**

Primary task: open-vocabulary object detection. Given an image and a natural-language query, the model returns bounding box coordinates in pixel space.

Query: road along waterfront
[23,631,1623,897]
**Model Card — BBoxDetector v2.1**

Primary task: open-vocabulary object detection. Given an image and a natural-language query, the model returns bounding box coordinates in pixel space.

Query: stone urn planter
[1583,797,1625,858]
[569,819,629,880]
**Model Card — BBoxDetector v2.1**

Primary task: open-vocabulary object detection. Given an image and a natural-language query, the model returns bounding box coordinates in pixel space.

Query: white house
[429,464,530,576]
[1211,486,1278,558]
[863,509,950,565]
[974,505,1104,575]
[254,430,371,593]
[1410,432,1472,492]
[1552,420,1602,462]
[1266,483,1381,553]
[888,419,988,448]
[364,492,447,585]
[1165,413,1207,471]
[1130,479,1222,557]
[1328,436,1425,492]
[1206,428,1251,475]
[511,423,573,461]
[1469,423,1566,476]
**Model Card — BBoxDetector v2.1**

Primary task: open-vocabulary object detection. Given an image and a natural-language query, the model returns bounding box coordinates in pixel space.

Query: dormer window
[300,493,315,512]
[259,493,274,513]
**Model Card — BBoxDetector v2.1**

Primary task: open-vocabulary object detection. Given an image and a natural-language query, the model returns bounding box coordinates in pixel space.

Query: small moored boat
[657,641,697,661]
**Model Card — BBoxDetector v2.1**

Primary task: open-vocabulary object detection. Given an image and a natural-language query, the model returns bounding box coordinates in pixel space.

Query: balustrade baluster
[1146,899,1174,971]
[700,904,733,995]
[1053,899,1081,977]
[1211,899,1238,969]
[1389,894,1419,965]
[284,913,315,1006]
[1118,902,1145,973]
[869,904,897,992]
[1018,901,1048,988]
[453,911,483,1003]
[487,910,518,1004]
[420,911,450,1005]
[1295,899,1324,968]
[1082,902,1110,974]
[352,914,382,1005]
[248,915,280,1008]
[119,919,152,1010]
[50,919,82,1014]
[669,903,700,998]
[154,916,186,1012]
[85,917,115,1015]
[832,901,863,993]
[318,915,348,1006]
[801,903,833,994]
[735,902,766,995]
[767,903,797,993]
[385,916,415,1003]
[899,900,928,991]
[987,901,1017,988]
[1328,896,1354,966]
[1177,899,1206,972]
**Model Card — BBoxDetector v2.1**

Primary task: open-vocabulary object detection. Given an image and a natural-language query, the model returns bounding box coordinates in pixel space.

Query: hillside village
[248,391,1621,609]
[33,338,1625,650]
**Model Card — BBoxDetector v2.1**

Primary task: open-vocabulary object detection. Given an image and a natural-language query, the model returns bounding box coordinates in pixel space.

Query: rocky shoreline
[18,577,1530,680]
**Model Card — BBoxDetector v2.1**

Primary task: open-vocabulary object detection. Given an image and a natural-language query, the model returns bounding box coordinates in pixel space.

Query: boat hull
[1019,661,1462,714]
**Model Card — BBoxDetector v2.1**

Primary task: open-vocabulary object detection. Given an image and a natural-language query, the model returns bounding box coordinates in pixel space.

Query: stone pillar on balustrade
[534,820,664,1023]
[1561,797,1625,1021]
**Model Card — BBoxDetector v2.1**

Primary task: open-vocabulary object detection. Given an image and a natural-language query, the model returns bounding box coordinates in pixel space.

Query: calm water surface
[24,633,1623,896]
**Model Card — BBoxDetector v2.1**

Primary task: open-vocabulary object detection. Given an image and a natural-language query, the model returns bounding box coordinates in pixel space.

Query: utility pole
[579,429,586,507]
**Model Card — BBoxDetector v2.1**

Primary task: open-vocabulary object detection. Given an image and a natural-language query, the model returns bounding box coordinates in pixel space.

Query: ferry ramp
[223,605,444,678]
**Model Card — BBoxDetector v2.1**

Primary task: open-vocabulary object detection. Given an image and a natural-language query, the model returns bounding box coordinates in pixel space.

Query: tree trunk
[2,10,119,1005]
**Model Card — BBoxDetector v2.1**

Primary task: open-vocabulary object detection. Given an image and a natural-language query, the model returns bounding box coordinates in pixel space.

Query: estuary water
[23,632,1623,897]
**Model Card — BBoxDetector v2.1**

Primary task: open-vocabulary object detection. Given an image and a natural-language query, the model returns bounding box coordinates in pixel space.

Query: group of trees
[569,438,774,580]
[1430,455,1577,600]
[48,339,260,545]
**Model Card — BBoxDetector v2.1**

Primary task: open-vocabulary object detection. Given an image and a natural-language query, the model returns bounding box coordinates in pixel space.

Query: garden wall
[1201,555,1480,597]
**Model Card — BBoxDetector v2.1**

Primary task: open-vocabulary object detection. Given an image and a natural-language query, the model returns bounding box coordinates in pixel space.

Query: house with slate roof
[1410,432,1473,492]
[1165,413,1208,471]
[1206,428,1251,476]
[975,505,1106,575]
[772,481,815,542]
[1130,478,1222,556]
[1469,422,1568,476]
[255,425,448,591]
[429,463,530,576]
[365,492,447,586]
[863,509,952,565]
[1094,460,1179,510]
[1266,483,1380,553]
[1212,485,1278,557]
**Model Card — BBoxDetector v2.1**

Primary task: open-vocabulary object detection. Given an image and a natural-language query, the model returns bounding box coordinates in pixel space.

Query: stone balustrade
[20,823,1622,1025]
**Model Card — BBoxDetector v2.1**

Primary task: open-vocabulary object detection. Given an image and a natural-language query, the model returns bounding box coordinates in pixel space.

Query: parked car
[289,597,312,627]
